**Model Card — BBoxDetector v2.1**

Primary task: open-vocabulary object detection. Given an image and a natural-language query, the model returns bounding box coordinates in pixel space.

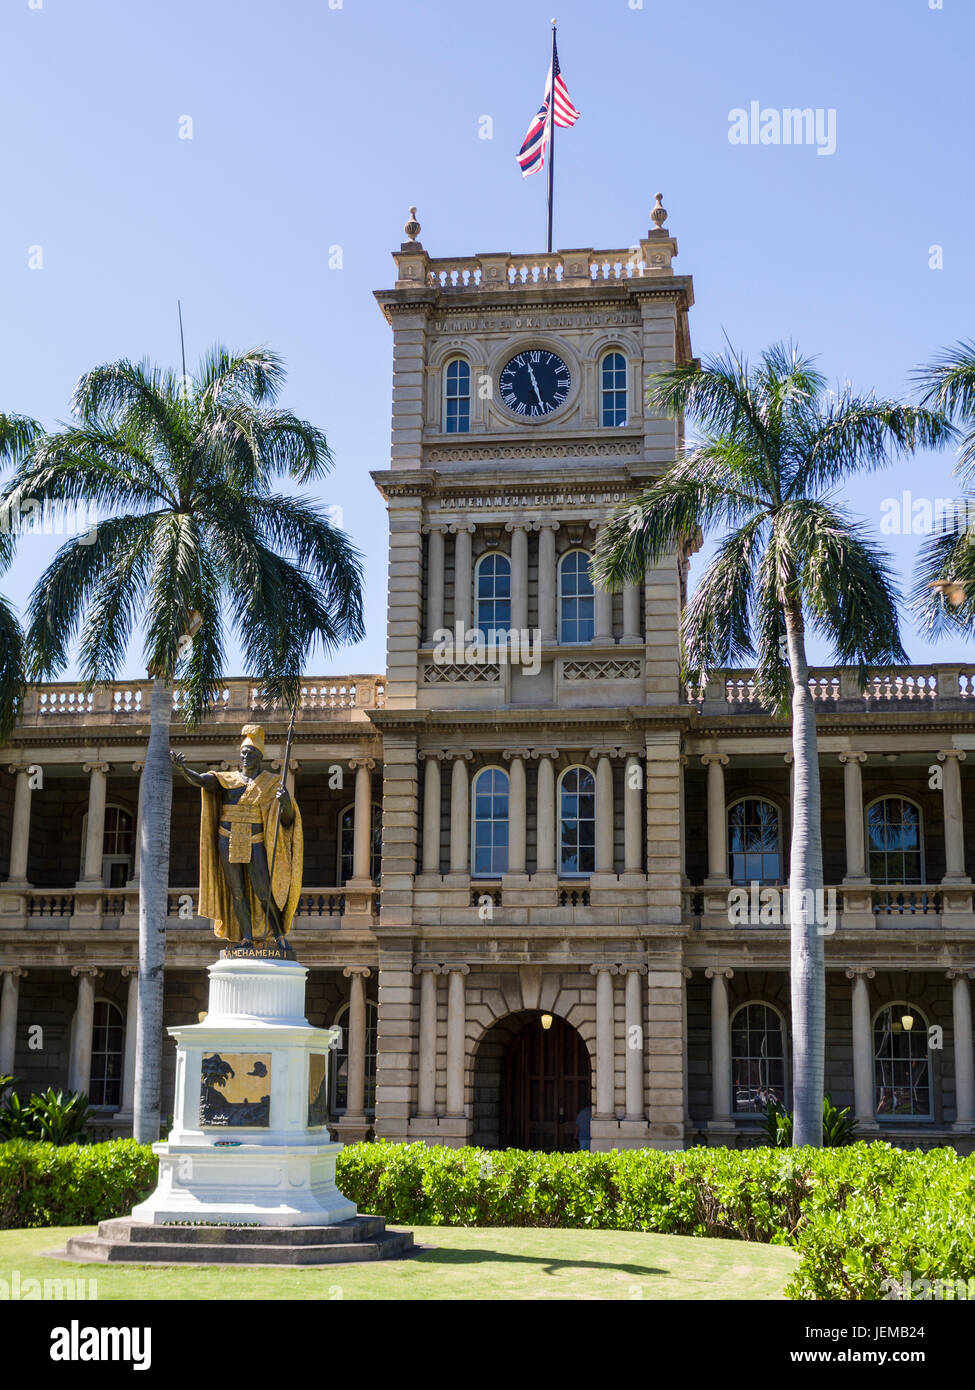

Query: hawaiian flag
[516,36,580,178]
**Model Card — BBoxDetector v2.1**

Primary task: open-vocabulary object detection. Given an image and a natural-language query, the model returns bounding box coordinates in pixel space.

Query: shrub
[0,1139,157,1229]
[0,1083,94,1145]
[761,1093,858,1149]
[5,1136,975,1301]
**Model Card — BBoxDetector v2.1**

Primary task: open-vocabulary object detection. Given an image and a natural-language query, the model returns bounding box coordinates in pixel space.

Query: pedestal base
[60,1215,413,1266]
[132,1139,357,1228]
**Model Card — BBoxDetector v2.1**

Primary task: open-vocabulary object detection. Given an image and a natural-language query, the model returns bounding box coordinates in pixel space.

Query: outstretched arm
[170,750,218,789]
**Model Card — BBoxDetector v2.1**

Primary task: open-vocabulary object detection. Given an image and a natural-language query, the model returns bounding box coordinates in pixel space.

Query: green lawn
[4,1224,798,1300]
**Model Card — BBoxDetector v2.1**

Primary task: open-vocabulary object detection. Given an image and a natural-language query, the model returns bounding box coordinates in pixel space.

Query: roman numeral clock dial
[498,350,571,418]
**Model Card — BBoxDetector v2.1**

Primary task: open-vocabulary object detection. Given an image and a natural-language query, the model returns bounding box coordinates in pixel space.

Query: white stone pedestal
[132,955,358,1228]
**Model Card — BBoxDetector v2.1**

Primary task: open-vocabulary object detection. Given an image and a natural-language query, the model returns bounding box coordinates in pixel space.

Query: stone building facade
[2,203,975,1152]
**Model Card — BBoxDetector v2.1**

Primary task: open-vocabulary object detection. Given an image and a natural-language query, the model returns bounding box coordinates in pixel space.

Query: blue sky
[1,0,972,678]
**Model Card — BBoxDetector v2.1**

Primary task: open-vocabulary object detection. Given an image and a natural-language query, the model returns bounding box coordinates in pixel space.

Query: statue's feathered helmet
[240,724,265,755]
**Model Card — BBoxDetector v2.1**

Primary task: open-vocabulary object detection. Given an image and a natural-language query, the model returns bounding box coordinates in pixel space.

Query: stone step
[95,1215,388,1246]
[63,1229,415,1267]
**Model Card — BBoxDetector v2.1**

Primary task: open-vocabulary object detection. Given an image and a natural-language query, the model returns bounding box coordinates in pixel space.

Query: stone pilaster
[0,967,26,1076]
[373,942,415,1141]
[845,968,880,1132]
[705,967,736,1143]
[378,735,418,928]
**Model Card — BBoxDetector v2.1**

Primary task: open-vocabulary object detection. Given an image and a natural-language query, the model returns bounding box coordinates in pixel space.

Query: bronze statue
[171,724,303,952]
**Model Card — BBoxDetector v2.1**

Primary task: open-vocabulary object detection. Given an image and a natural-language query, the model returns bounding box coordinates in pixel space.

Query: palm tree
[2,349,364,1143]
[592,343,953,1147]
[0,413,43,738]
[912,341,975,627]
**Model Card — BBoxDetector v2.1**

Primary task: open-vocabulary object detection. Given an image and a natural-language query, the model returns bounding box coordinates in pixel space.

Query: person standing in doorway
[575,1102,592,1151]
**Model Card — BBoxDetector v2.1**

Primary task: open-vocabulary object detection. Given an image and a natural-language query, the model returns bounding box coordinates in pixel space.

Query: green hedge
[0,1139,157,1230]
[4,1137,975,1300]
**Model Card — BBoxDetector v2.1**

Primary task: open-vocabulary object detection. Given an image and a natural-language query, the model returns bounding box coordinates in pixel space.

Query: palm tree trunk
[784,605,825,1147]
[133,677,174,1144]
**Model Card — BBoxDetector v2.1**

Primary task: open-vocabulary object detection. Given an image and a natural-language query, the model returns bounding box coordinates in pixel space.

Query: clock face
[498,350,571,419]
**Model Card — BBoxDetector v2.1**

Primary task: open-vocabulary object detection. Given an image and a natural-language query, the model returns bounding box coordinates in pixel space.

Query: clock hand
[526,363,544,407]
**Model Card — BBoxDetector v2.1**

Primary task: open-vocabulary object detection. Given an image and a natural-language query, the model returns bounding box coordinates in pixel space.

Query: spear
[263,692,299,943]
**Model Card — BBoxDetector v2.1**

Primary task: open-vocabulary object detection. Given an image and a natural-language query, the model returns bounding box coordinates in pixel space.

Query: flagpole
[546,18,557,254]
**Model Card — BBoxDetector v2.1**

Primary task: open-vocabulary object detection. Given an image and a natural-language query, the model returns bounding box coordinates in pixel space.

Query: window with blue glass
[559,766,596,876]
[472,767,509,877]
[475,553,511,641]
[728,798,781,885]
[558,550,595,644]
[867,797,923,884]
[443,358,471,433]
[601,352,627,426]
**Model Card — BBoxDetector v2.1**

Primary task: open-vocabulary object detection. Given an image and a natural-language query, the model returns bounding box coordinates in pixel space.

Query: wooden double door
[501,1014,591,1152]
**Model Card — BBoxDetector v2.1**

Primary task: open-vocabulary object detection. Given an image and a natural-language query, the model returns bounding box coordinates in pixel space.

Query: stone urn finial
[650,192,667,231]
[404,206,421,242]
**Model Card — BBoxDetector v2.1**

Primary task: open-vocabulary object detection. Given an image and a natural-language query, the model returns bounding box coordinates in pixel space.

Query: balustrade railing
[686,664,970,715]
[17,676,385,727]
[0,884,369,923]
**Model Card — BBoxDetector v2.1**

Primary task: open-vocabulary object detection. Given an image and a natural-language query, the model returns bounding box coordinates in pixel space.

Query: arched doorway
[472,1010,591,1152]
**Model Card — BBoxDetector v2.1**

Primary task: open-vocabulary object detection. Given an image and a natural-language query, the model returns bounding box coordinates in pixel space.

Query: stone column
[80,762,110,884]
[445,965,469,1117]
[413,964,440,1119]
[420,753,443,875]
[506,522,529,634]
[0,967,26,1075]
[593,526,614,642]
[845,968,880,1131]
[623,966,645,1120]
[702,754,730,884]
[591,965,618,1118]
[594,754,614,874]
[948,969,975,1129]
[938,750,969,882]
[535,750,557,875]
[448,754,471,875]
[623,753,643,873]
[705,967,734,1135]
[342,966,372,1124]
[423,524,446,641]
[68,966,101,1094]
[117,967,138,1122]
[6,765,34,885]
[126,762,144,886]
[350,759,375,882]
[621,583,642,645]
[450,523,475,632]
[839,752,868,881]
[535,522,559,643]
[504,751,527,875]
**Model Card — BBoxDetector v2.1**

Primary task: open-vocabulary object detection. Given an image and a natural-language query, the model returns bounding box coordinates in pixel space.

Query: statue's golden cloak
[198,771,303,941]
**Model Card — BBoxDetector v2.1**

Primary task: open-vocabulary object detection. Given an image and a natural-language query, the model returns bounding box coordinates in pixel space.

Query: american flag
[516,36,580,178]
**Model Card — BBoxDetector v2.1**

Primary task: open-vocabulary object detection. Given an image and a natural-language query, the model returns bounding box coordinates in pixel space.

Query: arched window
[867,797,923,884]
[559,766,595,877]
[558,550,595,644]
[337,803,382,885]
[330,1000,378,1114]
[443,358,471,433]
[728,798,781,885]
[600,351,628,427]
[79,804,135,888]
[874,1003,932,1118]
[89,999,124,1107]
[731,1002,787,1113]
[472,767,509,877]
[475,553,511,642]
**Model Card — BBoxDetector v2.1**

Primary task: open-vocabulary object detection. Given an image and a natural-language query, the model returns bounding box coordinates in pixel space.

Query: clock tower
[370,199,697,1151]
